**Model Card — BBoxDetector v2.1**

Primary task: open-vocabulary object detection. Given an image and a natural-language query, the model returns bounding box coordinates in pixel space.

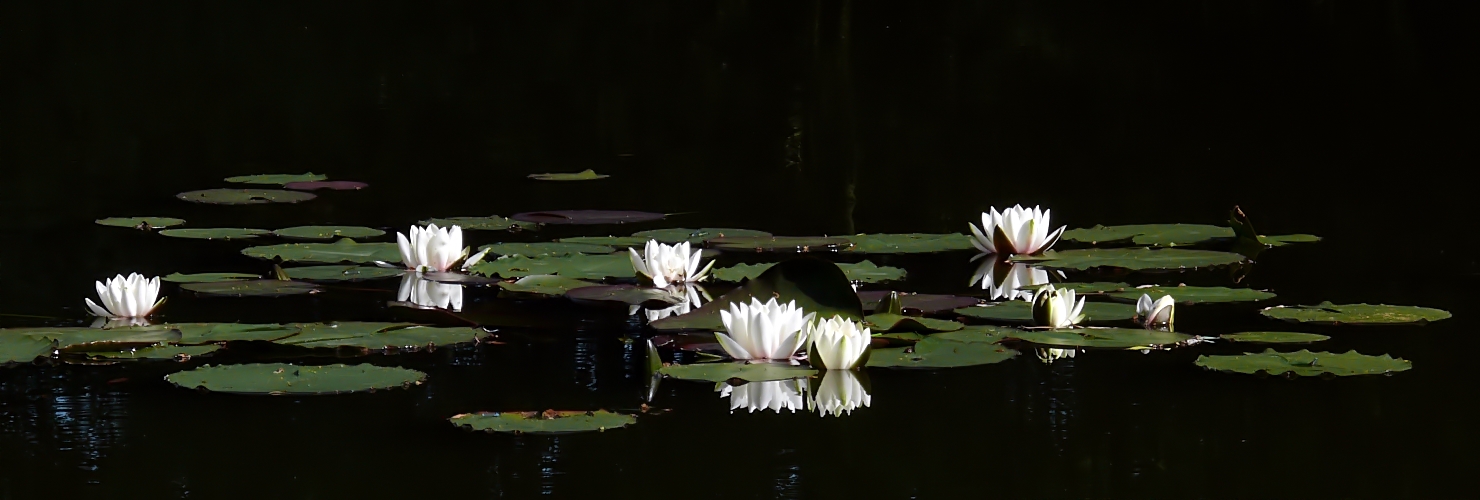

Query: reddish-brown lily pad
[511,210,667,225]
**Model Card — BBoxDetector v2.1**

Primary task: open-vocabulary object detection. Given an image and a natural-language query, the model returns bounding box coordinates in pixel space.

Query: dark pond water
[2,1,1476,498]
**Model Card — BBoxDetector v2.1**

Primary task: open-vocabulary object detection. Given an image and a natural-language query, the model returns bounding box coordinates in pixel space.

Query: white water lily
[809,369,872,417]
[968,205,1066,255]
[629,240,714,289]
[715,297,816,361]
[384,224,487,273]
[1136,294,1175,327]
[806,316,871,370]
[1031,284,1085,329]
[718,379,808,414]
[629,284,708,323]
[396,273,464,311]
[1036,348,1077,364]
[968,253,1060,301]
[85,273,165,319]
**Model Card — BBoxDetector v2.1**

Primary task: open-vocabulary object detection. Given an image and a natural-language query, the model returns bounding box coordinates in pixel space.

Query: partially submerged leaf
[659,362,817,382]
[1260,302,1451,325]
[272,226,386,240]
[864,314,964,333]
[1011,248,1245,271]
[165,363,427,394]
[1195,349,1411,377]
[649,258,863,331]
[96,217,185,230]
[450,410,635,434]
[242,239,402,264]
[158,228,272,240]
[527,169,610,181]
[224,172,327,185]
[176,189,316,205]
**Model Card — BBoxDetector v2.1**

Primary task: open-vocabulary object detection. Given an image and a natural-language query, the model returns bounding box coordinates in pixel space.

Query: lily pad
[650,258,863,331]
[89,344,220,361]
[954,301,1137,325]
[631,227,773,244]
[176,189,317,205]
[1260,234,1322,247]
[867,336,1018,369]
[274,322,420,345]
[273,226,386,240]
[172,323,303,343]
[1220,332,1330,344]
[450,410,635,434]
[20,327,184,352]
[420,272,500,285]
[1106,286,1276,304]
[511,210,667,225]
[1064,224,1234,247]
[180,280,320,297]
[283,180,368,191]
[224,172,327,185]
[0,336,57,364]
[527,169,610,181]
[290,326,491,351]
[162,272,261,283]
[930,326,1023,344]
[242,239,402,264]
[1011,248,1246,271]
[844,233,977,254]
[1260,302,1452,325]
[1021,282,1131,295]
[659,362,817,383]
[712,260,906,284]
[566,285,686,307]
[1007,328,1193,349]
[555,235,654,247]
[470,253,633,280]
[419,215,531,231]
[857,292,980,314]
[164,363,427,395]
[158,228,272,240]
[96,217,186,230]
[497,275,599,296]
[476,242,615,257]
[865,314,965,333]
[1195,349,1411,377]
[707,236,853,252]
[281,266,403,282]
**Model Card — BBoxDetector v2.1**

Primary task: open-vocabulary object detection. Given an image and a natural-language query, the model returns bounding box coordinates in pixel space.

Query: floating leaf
[843,233,976,254]
[176,189,317,205]
[864,314,964,333]
[283,180,368,191]
[224,172,327,185]
[242,239,402,264]
[555,235,653,247]
[954,301,1136,324]
[95,217,185,229]
[1106,286,1275,304]
[420,272,500,285]
[867,336,1017,369]
[930,326,1022,344]
[632,227,772,243]
[511,210,666,225]
[290,326,491,351]
[1220,332,1330,344]
[527,169,610,181]
[274,322,419,345]
[476,242,615,258]
[0,336,57,364]
[1007,328,1193,349]
[162,272,260,283]
[566,285,686,307]
[497,275,598,296]
[180,280,320,297]
[419,215,530,231]
[659,362,817,383]
[707,236,853,252]
[281,265,403,282]
[650,258,863,331]
[712,260,905,283]
[158,228,272,240]
[172,323,303,344]
[165,363,426,395]
[1260,234,1322,247]
[1195,349,1411,377]
[857,292,980,314]
[1011,248,1245,271]
[89,345,220,361]
[1260,302,1451,325]
[450,410,635,434]
[1021,282,1130,295]
[13,326,184,352]
[273,225,386,240]
[470,253,633,280]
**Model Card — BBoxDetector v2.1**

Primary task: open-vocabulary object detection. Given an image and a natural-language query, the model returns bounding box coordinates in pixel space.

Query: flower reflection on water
[718,378,809,414]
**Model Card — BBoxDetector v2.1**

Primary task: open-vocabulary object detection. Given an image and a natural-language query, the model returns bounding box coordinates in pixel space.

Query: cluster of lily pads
[0,172,1454,434]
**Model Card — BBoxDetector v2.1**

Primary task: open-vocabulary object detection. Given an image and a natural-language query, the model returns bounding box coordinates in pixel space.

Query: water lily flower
[1031,284,1085,328]
[1036,348,1077,364]
[718,379,808,414]
[715,297,816,361]
[396,273,464,311]
[806,315,871,370]
[968,205,1066,255]
[382,224,487,273]
[810,369,872,417]
[629,284,708,323]
[85,273,165,319]
[1136,294,1175,327]
[968,253,1060,301]
[629,240,714,289]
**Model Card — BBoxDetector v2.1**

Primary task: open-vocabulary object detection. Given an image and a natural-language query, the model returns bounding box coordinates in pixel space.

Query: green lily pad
[176,189,317,205]
[632,227,772,243]
[180,280,321,297]
[162,272,261,283]
[1021,282,1131,295]
[712,260,906,284]
[1260,234,1322,246]
[172,323,303,344]
[857,292,981,313]
[650,258,864,331]
[290,326,491,351]
[95,217,186,230]
[158,228,272,240]
[89,344,220,361]
[496,275,599,296]
[1260,302,1452,325]
[512,210,666,225]
[165,363,427,395]
[1007,328,1193,349]
[707,236,854,252]
[418,215,532,231]
[1106,286,1276,304]
[450,410,635,434]
[1220,332,1330,344]
[527,169,610,181]
[953,301,1137,325]
[224,172,327,185]
[659,362,817,383]
[281,265,403,282]
[1195,349,1411,377]
[0,336,57,364]
[1073,224,1234,247]
[476,242,615,257]
[20,327,184,352]
[1011,248,1246,271]
[242,239,402,264]
[844,233,977,254]
[566,285,686,307]
[272,322,419,345]
[555,235,654,247]
[470,253,633,280]
[867,336,1018,369]
[864,314,964,333]
[930,326,1022,344]
[273,225,386,240]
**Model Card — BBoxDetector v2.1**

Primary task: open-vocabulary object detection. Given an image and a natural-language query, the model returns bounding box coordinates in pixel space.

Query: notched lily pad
[180,280,320,297]
[1106,285,1275,304]
[162,272,260,283]
[707,236,853,253]
[865,314,964,333]
[1260,302,1451,325]
[1011,248,1245,271]
[527,169,610,181]
[165,363,427,395]
[273,226,386,240]
[632,227,772,243]
[224,172,327,185]
[281,265,403,282]
[497,275,598,296]
[242,239,402,264]
[96,217,186,230]
[283,180,368,191]
[844,233,976,254]
[0,336,58,364]
[954,301,1136,325]
[450,410,635,434]
[476,242,615,257]
[158,228,271,240]
[659,362,817,383]
[1195,349,1411,377]
[1007,328,1193,349]
[419,215,531,231]
[867,336,1017,369]
[176,189,316,205]
[1220,332,1330,344]
[511,210,666,225]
